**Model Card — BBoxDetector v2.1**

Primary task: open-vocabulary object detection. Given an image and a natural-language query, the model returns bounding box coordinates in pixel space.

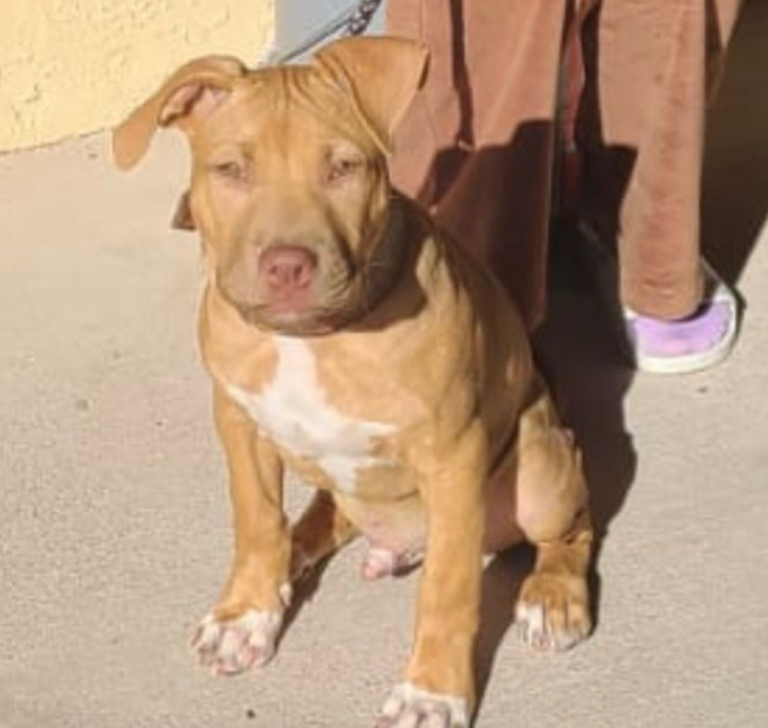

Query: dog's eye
[211,160,248,182]
[326,157,363,185]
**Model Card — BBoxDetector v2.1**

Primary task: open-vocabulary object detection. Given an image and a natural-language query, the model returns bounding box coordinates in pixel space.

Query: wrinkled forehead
[193,65,379,160]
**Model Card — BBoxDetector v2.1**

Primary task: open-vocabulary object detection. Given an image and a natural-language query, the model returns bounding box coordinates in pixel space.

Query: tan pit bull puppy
[113,36,593,728]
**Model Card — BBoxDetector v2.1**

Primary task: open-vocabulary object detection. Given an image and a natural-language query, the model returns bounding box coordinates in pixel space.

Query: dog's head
[113,37,427,335]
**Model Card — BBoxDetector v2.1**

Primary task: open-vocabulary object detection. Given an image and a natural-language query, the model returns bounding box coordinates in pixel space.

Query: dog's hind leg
[290,490,359,581]
[512,384,594,651]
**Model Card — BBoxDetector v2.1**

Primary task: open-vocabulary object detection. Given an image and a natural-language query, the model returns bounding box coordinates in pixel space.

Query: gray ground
[1,5,767,727]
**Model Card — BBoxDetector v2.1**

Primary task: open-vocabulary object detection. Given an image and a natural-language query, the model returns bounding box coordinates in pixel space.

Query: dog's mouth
[232,296,359,336]
[219,262,368,336]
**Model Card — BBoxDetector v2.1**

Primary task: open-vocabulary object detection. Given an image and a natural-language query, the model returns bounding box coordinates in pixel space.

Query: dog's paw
[361,545,424,581]
[361,546,400,580]
[375,682,469,728]
[515,572,591,652]
[190,609,283,675]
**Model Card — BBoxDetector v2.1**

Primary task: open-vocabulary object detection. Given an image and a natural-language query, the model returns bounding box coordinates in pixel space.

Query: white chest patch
[226,337,397,492]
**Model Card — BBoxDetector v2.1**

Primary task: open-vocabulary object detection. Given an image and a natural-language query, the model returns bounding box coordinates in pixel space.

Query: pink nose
[259,245,318,291]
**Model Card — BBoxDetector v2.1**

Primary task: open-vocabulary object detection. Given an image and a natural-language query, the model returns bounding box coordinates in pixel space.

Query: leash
[264,0,384,65]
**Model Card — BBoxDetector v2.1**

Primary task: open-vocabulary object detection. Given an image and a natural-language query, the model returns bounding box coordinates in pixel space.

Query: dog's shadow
[280,552,336,639]
[474,545,535,698]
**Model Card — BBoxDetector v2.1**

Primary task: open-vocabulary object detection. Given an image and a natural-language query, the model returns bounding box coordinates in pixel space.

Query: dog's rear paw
[515,572,591,652]
[361,545,424,581]
[361,546,400,580]
[190,609,283,675]
[375,683,469,728]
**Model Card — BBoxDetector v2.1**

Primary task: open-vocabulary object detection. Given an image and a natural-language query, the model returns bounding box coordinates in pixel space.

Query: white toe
[191,608,283,674]
[516,601,546,645]
[361,546,398,580]
[376,682,469,728]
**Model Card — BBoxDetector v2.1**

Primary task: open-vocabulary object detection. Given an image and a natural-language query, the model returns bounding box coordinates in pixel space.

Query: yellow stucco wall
[0,0,275,152]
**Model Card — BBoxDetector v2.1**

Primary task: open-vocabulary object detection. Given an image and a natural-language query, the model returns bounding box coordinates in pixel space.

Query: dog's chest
[226,337,397,492]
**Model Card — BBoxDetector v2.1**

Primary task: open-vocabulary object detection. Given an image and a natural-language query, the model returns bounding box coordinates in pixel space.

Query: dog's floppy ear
[314,36,428,153]
[113,55,248,170]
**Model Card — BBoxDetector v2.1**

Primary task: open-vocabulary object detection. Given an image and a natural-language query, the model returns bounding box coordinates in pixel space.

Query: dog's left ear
[113,55,248,170]
[314,36,428,153]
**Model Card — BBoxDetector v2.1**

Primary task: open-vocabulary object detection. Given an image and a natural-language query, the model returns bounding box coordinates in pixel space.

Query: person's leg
[577,0,743,372]
[387,0,569,329]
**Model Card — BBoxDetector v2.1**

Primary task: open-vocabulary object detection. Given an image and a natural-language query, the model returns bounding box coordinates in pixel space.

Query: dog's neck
[333,191,433,335]
[353,193,408,313]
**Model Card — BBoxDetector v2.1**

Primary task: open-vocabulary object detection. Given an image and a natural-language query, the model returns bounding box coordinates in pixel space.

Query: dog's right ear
[112,56,247,171]
[314,37,428,154]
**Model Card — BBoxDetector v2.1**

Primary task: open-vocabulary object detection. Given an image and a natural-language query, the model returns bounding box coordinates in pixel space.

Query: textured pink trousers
[387,0,743,328]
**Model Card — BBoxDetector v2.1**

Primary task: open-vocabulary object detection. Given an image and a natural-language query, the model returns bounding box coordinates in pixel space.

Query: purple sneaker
[624,262,739,374]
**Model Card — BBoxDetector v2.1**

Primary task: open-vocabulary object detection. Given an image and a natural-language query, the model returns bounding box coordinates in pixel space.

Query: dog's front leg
[191,384,291,675]
[377,423,486,728]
